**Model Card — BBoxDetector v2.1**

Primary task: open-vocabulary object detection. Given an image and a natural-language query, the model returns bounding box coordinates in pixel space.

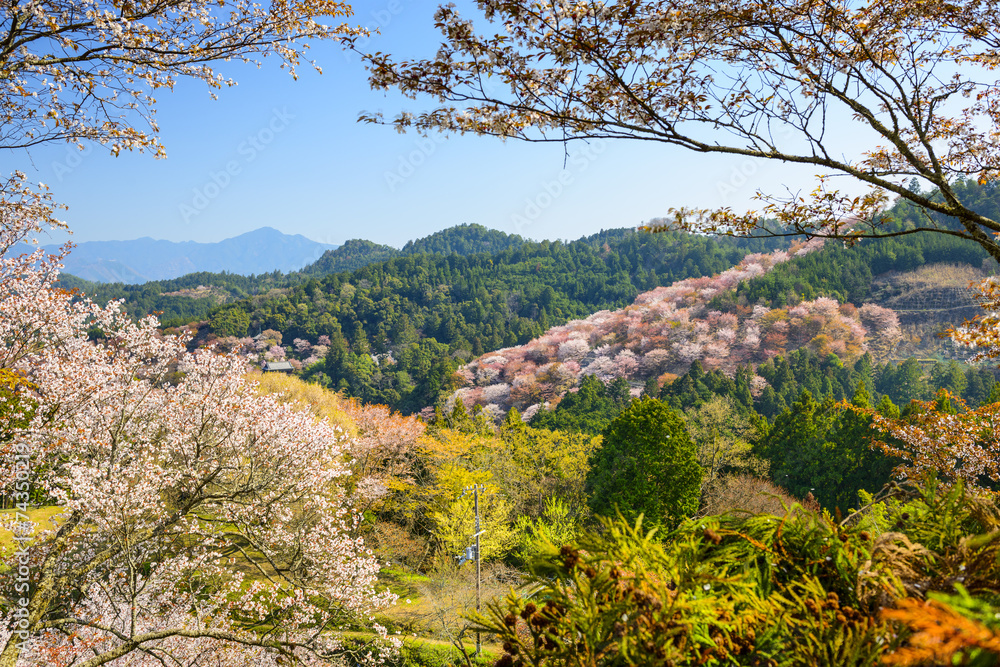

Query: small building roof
[263,361,295,372]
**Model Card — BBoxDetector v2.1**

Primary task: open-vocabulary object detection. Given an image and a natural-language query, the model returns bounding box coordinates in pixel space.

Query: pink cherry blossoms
[0,197,397,666]
[448,238,904,419]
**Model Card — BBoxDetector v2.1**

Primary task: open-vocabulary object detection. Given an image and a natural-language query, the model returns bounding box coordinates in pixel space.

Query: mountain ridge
[48,227,338,283]
[300,223,526,275]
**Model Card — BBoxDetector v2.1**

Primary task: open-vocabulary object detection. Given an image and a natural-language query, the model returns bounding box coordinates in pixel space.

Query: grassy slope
[0,506,66,558]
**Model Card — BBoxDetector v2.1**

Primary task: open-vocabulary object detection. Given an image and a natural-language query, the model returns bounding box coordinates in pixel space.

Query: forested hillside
[301,223,529,275]
[446,240,906,420]
[62,180,1000,418]
[57,224,540,326]
[530,348,998,507]
[731,179,998,309]
[202,228,785,412]
[56,270,307,327]
[299,238,400,276]
[12,0,1000,661]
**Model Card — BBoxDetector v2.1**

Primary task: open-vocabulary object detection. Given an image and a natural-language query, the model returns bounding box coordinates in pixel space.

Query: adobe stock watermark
[346,0,405,62]
[178,107,294,223]
[716,158,761,202]
[9,438,35,651]
[384,133,447,192]
[511,140,608,233]
[715,125,796,203]
[50,144,94,182]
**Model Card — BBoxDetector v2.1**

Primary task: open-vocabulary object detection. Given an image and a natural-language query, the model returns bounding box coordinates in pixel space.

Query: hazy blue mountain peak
[48,227,338,283]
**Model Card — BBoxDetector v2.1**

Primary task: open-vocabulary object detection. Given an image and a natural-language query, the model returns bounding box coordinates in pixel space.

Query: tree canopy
[0,215,398,666]
[1,0,358,155]
[358,0,1000,262]
[586,397,702,530]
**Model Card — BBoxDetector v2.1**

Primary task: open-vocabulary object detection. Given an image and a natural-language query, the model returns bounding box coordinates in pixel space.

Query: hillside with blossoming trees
[447,239,908,422]
[7,159,1000,667]
[87,182,991,422]
[60,181,1000,423]
[8,0,1000,659]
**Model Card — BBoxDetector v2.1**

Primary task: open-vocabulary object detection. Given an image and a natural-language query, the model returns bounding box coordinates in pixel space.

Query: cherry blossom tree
[359,0,1000,262]
[447,242,901,415]
[862,280,1000,492]
[742,322,762,350]
[949,278,1000,362]
[556,339,590,362]
[581,356,616,383]
[475,365,502,386]
[749,375,770,398]
[455,367,476,387]
[340,400,425,515]
[611,350,639,377]
[867,393,1000,494]
[482,383,512,406]
[640,349,672,375]
[0,210,397,666]
[521,404,542,422]
[265,344,287,361]
[1,0,359,155]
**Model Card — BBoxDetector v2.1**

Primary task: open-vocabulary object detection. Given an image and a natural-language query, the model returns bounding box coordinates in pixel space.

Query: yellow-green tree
[683,396,762,489]
[495,410,599,519]
[427,465,517,563]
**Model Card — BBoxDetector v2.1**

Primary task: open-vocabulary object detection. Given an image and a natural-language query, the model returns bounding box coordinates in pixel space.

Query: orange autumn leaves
[883,597,1000,666]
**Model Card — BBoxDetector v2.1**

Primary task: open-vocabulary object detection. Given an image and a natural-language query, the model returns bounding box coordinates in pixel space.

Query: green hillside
[61,181,1000,415]
[731,179,998,309]
[203,228,785,412]
[301,223,528,275]
[57,224,533,326]
[300,238,401,276]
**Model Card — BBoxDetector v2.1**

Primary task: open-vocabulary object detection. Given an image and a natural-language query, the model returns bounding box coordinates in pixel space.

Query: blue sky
[16,1,867,248]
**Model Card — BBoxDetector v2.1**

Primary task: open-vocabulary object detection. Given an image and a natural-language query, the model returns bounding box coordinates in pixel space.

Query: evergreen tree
[758,386,898,513]
[878,358,929,405]
[531,375,624,435]
[642,377,660,398]
[586,397,702,530]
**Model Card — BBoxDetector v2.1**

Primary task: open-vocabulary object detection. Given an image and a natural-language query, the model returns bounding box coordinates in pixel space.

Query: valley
[7,0,1000,662]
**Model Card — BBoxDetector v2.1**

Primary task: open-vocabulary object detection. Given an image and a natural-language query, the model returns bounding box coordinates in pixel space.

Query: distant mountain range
[46,227,337,283]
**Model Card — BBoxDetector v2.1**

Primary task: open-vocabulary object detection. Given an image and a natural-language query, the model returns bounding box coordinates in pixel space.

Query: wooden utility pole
[474,483,482,657]
[460,483,485,657]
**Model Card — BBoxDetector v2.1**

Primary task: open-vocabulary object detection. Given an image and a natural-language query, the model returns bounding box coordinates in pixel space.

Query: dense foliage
[586,397,702,530]
[757,385,898,514]
[731,180,997,309]
[1,209,398,666]
[55,225,536,326]
[206,228,783,413]
[303,224,530,276]
[530,375,633,436]
[530,349,999,516]
[302,239,403,276]
[56,270,299,327]
[475,479,1000,667]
